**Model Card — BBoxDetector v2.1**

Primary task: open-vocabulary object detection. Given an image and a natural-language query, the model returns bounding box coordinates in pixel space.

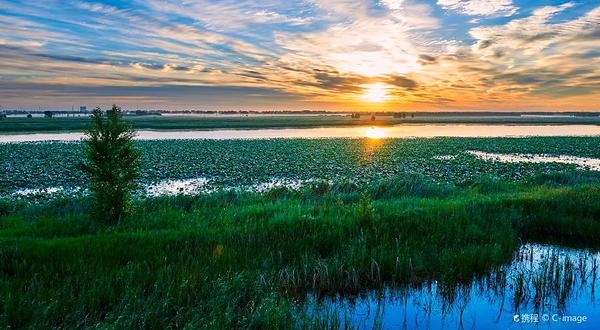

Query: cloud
[398,0,600,108]
[470,3,598,54]
[384,75,418,89]
[307,0,371,20]
[141,0,314,30]
[437,0,518,17]
[0,0,599,111]
[381,0,440,28]
[250,10,312,26]
[274,0,439,82]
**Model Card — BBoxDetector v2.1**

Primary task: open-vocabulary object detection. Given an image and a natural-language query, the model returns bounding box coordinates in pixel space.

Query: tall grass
[1,181,600,328]
[506,246,595,313]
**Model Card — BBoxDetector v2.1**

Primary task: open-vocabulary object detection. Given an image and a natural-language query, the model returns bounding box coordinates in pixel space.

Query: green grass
[0,115,395,133]
[1,114,599,134]
[2,180,600,329]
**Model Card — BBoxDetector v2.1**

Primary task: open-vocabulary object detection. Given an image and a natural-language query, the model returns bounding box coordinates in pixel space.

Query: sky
[0,0,599,112]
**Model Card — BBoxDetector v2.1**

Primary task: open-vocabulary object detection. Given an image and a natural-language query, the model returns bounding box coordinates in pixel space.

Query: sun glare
[360,83,392,103]
[365,127,385,139]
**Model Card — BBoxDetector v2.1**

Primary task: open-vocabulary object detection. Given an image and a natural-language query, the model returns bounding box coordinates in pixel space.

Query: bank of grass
[0,115,393,134]
[1,179,600,329]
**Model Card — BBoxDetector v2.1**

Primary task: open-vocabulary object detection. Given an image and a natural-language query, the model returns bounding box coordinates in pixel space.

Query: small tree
[79,105,140,223]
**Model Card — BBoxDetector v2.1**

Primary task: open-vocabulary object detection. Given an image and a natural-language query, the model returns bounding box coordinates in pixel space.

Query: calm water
[6,177,318,199]
[2,124,600,142]
[468,151,600,171]
[309,244,600,329]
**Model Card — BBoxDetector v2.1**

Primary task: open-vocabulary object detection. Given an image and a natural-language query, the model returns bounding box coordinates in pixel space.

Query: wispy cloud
[437,0,518,17]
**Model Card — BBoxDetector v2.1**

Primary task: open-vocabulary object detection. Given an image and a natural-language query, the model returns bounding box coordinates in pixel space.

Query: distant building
[80,106,87,113]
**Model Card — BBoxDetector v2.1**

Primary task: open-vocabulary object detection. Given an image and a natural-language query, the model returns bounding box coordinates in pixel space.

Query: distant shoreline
[1,113,600,135]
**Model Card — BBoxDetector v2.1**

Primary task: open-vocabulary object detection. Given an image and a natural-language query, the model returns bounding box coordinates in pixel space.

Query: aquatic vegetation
[3,137,600,200]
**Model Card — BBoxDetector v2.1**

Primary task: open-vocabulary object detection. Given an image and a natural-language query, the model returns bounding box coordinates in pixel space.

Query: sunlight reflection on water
[4,177,327,199]
[2,124,600,142]
[468,151,600,171]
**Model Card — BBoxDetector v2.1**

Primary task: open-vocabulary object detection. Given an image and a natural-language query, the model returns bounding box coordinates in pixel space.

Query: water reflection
[2,124,600,142]
[144,178,210,195]
[469,151,600,171]
[365,127,385,139]
[4,177,324,200]
[309,244,600,329]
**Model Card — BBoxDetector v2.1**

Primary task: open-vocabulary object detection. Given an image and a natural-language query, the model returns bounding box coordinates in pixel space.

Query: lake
[1,124,600,142]
[309,243,600,329]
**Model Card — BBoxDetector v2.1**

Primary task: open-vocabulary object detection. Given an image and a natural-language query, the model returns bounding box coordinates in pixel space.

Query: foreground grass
[1,178,600,329]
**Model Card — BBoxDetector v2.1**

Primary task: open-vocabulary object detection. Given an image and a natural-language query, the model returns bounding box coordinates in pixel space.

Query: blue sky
[0,0,599,111]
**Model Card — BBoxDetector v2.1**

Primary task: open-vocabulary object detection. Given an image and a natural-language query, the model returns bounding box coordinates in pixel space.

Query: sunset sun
[360,83,392,103]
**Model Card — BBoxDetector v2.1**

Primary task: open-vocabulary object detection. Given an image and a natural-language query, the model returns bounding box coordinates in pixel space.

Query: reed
[2,178,600,328]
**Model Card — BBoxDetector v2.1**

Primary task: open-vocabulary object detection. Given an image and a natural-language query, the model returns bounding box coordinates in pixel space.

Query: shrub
[78,105,140,223]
